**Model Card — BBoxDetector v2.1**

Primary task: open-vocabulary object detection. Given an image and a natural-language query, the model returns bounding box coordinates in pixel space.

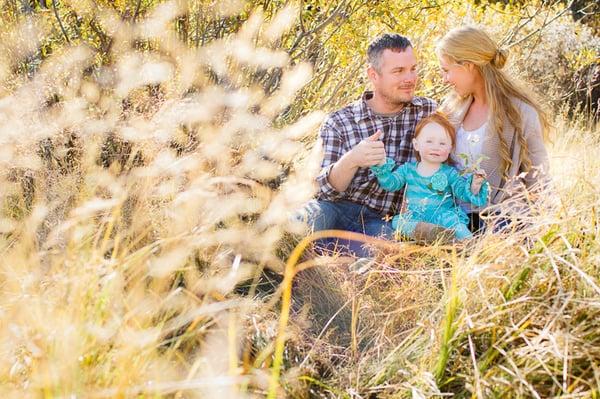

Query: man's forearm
[327,152,359,192]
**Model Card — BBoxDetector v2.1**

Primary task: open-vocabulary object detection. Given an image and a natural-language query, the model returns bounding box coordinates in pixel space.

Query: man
[305,33,438,255]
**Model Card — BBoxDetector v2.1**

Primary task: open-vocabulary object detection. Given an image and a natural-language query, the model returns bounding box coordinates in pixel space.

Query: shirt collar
[353,91,425,123]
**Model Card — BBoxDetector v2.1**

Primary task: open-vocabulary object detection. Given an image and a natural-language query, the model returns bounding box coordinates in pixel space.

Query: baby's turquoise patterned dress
[371,158,490,239]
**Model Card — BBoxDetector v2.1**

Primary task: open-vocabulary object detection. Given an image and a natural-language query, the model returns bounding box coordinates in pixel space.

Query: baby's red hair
[413,112,456,165]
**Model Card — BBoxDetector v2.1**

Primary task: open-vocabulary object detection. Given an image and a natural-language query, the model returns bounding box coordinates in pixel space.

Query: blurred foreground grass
[0,0,599,398]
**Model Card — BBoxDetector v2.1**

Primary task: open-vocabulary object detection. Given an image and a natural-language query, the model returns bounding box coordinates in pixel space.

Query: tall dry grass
[0,2,322,398]
[0,1,598,398]
[288,118,600,398]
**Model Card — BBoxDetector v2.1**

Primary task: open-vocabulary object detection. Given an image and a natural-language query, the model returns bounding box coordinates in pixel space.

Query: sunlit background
[0,0,598,397]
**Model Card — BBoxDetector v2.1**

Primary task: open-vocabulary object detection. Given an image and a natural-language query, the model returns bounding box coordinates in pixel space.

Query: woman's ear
[464,61,476,72]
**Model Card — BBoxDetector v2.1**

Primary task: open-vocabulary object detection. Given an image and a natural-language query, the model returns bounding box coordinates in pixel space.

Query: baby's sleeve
[370,158,407,192]
[449,168,490,207]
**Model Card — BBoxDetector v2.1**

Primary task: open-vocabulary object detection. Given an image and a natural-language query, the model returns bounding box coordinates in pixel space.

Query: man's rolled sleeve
[316,118,346,201]
[317,163,344,200]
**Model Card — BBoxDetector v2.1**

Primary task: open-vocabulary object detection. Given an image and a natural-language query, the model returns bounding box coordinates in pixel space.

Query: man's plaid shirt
[317,91,437,216]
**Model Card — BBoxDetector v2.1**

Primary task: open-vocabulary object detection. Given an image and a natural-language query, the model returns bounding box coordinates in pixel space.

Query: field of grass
[282,117,600,398]
[0,1,598,398]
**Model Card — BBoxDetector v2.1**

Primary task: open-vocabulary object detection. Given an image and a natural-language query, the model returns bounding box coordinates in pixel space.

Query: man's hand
[471,169,487,195]
[327,130,386,192]
[348,130,386,168]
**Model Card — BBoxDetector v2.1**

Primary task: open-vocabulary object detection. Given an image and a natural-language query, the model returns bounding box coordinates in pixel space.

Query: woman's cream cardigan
[445,96,550,212]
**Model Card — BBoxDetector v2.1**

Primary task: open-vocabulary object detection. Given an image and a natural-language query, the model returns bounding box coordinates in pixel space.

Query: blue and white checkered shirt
[317,91,437,216]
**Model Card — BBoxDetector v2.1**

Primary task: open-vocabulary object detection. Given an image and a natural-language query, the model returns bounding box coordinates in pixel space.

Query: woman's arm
[521,105,550,190]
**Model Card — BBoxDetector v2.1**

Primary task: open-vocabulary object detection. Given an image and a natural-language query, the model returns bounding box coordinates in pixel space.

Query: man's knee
[299,200,343,231]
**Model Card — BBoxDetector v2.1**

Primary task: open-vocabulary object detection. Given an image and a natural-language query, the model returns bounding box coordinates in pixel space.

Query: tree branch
[132,0,142,22]
[52,0,71,44]
[504,0,573,49]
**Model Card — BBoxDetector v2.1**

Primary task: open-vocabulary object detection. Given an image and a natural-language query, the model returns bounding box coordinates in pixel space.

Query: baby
[371,112,489,240]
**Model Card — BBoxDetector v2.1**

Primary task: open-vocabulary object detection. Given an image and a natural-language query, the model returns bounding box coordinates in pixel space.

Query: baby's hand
[471,169,486,195]
[473,169,486,184]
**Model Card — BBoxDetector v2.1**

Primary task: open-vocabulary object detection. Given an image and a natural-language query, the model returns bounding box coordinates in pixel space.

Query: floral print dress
[371,158,490,239]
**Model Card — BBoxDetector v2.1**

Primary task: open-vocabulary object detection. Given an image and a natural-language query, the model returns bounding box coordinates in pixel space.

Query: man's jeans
[300,200,394,257]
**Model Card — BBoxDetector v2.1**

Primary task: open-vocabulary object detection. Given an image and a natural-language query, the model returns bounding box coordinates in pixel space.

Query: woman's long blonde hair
[436,26,550,180]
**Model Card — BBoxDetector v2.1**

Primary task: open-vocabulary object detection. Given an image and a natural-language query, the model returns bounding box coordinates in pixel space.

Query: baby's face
[413,122,452,164]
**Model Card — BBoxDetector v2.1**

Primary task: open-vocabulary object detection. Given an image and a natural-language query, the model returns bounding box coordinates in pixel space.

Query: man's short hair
[367,34,412,72]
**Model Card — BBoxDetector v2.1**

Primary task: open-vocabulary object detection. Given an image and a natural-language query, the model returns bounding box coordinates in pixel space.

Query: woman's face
[439,55,477,97]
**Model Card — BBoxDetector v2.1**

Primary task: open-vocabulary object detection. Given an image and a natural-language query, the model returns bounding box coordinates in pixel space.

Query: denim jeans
[468,211,513,234]
[300,200,394,257]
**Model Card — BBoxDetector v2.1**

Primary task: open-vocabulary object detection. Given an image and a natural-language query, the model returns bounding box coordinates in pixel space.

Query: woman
[436,26,551,232]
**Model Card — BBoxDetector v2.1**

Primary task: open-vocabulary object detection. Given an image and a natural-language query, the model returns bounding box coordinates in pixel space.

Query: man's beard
[382,87,413,105]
